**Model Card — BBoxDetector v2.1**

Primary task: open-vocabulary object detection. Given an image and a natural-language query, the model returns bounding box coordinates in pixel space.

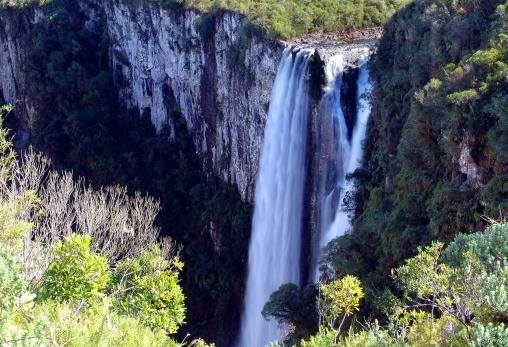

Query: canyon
[0,1,377,344]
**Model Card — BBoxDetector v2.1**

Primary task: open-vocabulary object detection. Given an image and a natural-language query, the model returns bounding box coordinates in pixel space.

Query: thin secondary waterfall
[314,58,373,279]
[237,48,313,347]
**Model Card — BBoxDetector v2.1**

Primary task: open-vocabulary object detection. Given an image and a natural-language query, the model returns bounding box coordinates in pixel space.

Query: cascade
[237,47,314,347]
[314,57,373,279]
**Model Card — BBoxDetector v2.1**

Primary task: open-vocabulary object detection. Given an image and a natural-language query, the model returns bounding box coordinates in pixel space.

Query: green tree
[111,245,186,334]
[39,234,110,303]
[318,275,364,343]
[262,283,319,344]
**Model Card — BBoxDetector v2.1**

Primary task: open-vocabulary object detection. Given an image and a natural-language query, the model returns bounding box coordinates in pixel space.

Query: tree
[111,245,186,334]
[318,275,364,343]
[39,234,110,303]
[262,283,319,344]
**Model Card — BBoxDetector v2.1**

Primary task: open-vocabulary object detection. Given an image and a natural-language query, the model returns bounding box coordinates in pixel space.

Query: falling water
[314,58,373,279]
[237,48,313,347]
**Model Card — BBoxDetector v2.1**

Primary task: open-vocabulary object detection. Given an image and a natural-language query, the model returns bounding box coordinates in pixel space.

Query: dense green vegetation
[1,0,408,39]
[1,0,252,344]
[266,222,508,346]
[322,0,508,317]
[0,115,213,346]
[162,0,408,39]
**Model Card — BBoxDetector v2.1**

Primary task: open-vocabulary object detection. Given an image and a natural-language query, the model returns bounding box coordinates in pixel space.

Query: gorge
[0,0,506,346]
[0,2,377,341]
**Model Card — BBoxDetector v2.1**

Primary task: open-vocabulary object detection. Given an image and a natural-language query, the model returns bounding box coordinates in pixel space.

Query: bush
[262,283,318,344]
[36,301,181,347]
[0,245,25,315]
[111,245,186,334]
[39,234,110,303]
[472,323,508,347]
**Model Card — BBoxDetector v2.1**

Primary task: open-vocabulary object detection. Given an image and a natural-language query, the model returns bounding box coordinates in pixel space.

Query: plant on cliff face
[315,0,508,322]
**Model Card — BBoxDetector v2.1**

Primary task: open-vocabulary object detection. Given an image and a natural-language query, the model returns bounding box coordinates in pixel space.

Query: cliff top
[287,27,382,67]
[1,0,397,40]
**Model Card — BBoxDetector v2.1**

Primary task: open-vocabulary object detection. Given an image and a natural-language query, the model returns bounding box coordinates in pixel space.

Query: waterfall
[314,58,372,279]
[237,48,313,347]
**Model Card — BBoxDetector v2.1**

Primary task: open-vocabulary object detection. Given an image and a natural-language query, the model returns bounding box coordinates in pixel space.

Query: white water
[237,48,313,347]
[315,58,373,278]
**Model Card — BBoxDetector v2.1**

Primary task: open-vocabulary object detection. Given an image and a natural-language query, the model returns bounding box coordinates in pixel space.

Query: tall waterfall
[237,48,313,347]
[314,57,373,279]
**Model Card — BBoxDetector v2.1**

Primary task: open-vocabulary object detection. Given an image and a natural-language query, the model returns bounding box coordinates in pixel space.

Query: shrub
[111,245,185,334]
[36,300,181,347]
[318,275,364,335]
[472,323,508,347]
[39,234,110,303]
[262,283,318,344]
[0,245,25,316]
[447,89,479,106]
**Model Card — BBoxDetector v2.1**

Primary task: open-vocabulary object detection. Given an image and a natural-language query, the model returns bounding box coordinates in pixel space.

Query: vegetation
[0,0,409,39]
[266,222,508,346]
[317,0,508,322]
[1,0,507,344]
[263,0,508,345]
[0,112,215,345]
[168,0,408,39]
[0,0,253,343]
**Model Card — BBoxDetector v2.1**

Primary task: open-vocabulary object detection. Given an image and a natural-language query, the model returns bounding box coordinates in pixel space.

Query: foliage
[0,0,409,40]
[0,121,212,345]
[9,0,253,343]
[0,245,25,316]
[175,0,409,39]
[393,242,449,298]
[111,245,186,334]
[318,276,364,335]
[35,300,181,347]
[303,222,508,346]
[262,283,318,344]
[0,183,36,249]
[317,0,508,324]
[472,323,508,347]
[39,234,110,303]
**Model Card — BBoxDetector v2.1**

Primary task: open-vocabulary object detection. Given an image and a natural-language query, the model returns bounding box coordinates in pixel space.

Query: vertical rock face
[0,0,283,202]
[103,2,283,201]
[0,9,36,130]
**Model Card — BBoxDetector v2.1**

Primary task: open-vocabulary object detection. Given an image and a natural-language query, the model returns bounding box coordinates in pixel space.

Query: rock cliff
[0,1,380,209]
[0,0,283,201]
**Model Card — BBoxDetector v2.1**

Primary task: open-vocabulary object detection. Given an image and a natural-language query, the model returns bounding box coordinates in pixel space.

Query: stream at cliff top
[238,46,372,346]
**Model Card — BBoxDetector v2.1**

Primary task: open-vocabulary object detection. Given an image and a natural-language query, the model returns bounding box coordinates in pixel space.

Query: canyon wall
[0,0,283,201]
[0,1,381,203]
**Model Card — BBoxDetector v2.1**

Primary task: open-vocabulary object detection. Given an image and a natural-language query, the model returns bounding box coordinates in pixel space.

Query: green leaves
[393,242,450,298]
[470,48,504,67]
[320,276,364,319]
[447,89,480,106]
[318,275,364,338]
[111,245,186,334]
[472,323,508,347]
[262,283,319,344]
[39,234,110,303]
